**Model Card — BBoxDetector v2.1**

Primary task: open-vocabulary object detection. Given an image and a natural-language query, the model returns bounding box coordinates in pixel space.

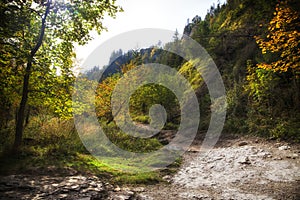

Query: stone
[58,194,68,199]
[114,186,121,192]
[162,175,172,182]
[70,184,81,191]
[112,194,131,200]
[237,156,251,165]
[286,153,298,159]
[278,145,290,150]
[132,187,145,192]
[78,198,90,200]
[90,190,109,199]
[124,191,134,196]
[238,141,248,146]
[134,194,153,200]
[188,146,200,152]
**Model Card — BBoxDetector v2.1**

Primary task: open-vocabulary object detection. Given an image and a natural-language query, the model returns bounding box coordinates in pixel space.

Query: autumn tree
[0,0,122,151]
[255,0,300,107]
[255,0,300,74]
[245,0,300,138]
[95,74,120,122]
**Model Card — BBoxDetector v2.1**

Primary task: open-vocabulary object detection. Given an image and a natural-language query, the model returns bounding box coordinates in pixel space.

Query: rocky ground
[0,136,299,199]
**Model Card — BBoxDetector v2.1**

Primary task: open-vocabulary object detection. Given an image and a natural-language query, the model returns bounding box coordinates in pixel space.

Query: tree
[95,74,120,122]
[0,0,122,151]
[108,49,123,65]
[245,0,300,138]
[255,0,300,74]
[129,83,179,123]
[95,61,136,123]
[173,29,180,42]
[254,0,300,109]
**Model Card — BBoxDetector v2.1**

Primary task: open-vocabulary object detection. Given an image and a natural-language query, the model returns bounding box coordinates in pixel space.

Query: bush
[132,115,150,124]
[0,123,14,154]
[102,122,162,153]
[21,116,86,156]
[270,119,300,141]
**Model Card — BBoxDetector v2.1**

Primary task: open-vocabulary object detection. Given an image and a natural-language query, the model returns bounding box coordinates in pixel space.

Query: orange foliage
[255,1,300,74]
[95,75,120,119]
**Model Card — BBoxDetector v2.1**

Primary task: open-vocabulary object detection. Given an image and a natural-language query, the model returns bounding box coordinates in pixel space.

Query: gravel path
[142,137,300,199]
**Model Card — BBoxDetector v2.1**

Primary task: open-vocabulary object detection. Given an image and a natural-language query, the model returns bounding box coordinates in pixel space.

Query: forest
[0,0,299,199]
[84,0,300,142]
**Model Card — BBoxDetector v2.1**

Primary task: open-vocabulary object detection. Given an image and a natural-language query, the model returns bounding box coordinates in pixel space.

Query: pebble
[278,145,290,150]
[133,187,145,192]
[238,141,248,146]
[58,194,68,199]
[286,153,298,159]
[78,198,90,200]
[0,175,147,200]
[114,186,121,192]
[237,156,251,165]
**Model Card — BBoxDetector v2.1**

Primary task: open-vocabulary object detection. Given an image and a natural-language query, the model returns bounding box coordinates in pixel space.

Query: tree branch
[30,0,51,58]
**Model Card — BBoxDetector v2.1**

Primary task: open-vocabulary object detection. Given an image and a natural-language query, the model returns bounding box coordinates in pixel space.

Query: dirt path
[1,136,299,199]
[141,136,300,200]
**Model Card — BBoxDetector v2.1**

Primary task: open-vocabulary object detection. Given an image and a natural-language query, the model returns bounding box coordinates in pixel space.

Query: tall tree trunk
[293,76,300,111]
[13,1,51,151]
[25,106,31,127]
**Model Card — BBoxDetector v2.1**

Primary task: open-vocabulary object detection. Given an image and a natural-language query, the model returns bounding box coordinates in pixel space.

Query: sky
[75,0,227,70]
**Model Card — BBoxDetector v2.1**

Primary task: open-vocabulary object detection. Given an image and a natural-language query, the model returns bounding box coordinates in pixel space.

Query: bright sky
[75,0,227,70]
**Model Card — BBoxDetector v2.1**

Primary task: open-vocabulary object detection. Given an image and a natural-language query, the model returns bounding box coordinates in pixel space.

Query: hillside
[89,0,300,141]
[0,0,299,199]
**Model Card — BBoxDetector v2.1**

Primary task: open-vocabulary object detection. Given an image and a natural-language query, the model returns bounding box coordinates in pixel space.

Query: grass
[76,154,163,184]
[0,148,171,184]
[132,115,150,124]
[0,116,181,185]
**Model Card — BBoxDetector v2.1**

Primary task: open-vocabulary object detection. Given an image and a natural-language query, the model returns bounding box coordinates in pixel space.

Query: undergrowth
[0,116,180,184]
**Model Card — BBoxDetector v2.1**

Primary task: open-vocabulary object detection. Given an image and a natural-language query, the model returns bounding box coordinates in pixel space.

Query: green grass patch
[0,117,182,185]
[0,149,168,184]
[132,115,150,124]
